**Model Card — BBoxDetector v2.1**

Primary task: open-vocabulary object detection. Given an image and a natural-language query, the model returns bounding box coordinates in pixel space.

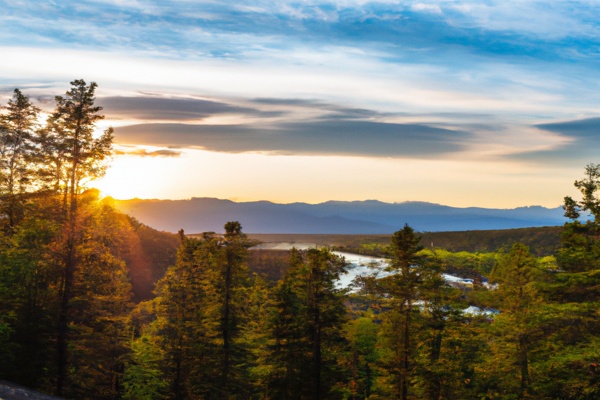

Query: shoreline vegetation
[2,81,600,399]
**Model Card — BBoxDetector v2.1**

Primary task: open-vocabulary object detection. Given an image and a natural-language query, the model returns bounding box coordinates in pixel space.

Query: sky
[2,0,600,208]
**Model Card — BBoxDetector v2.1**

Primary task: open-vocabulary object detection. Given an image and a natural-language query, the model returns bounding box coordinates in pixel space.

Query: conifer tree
[270,247,349,399]
[0,89,40,229]
[218,221,252,397]
[62,192,133,399]
[43,80,114,396]
[560,163,600,272]
[358,225,452,399]
[152,223,255,398]
[153,231,207,399]
[240,274,276,398]
[44,79,113,216]
[343,311,380,399]
[380,225,424,400]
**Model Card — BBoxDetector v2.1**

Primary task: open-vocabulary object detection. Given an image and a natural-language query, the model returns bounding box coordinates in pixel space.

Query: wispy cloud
[3,0,599,63]
[113,120,469,158]
[98,96,278,121]
[513,118,600,164]
[113,147,182,158]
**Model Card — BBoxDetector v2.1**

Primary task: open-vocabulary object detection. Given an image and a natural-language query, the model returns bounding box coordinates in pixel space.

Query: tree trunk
[313,311,322,399]
[400,302,411,400]
[56,236,75,396]
[518,333,530,399]
[220,247,233,399]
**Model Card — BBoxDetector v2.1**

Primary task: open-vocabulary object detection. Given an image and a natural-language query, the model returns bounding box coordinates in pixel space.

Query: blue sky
[2,0,600,207]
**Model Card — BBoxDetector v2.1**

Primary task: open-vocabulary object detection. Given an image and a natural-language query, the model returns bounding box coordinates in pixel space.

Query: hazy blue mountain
[111,198,567,234]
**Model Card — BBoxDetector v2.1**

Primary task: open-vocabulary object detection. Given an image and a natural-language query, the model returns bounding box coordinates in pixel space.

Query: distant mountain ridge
[111,197,567,234]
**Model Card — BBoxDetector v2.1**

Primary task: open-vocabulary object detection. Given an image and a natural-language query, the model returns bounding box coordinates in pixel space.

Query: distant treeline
[420,226,563,256]
[249,225,563,257]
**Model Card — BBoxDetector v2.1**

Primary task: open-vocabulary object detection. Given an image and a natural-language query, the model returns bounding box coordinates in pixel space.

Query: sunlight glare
[93,151,183,200]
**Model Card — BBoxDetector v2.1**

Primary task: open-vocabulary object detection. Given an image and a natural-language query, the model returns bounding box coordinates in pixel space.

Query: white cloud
[440,1,598,39]
[412,3,442,14]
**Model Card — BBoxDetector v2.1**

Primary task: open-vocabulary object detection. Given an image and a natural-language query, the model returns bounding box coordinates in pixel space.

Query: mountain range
[111,198,568,234]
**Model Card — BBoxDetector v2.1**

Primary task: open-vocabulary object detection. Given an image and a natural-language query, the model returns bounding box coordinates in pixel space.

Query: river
[253,243,475,289]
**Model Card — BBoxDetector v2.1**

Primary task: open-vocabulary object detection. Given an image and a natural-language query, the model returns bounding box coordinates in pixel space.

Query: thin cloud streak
[113,120,469,158]
[113,148,182,158]
[97,96,278,121]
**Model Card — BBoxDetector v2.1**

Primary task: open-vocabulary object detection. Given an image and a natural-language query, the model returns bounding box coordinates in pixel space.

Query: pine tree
[153,232,208,399]
[269,247,349,399]
[0,89,40,229]
[218,221,252,397]
[49,191,134,398]
[481,243,541,399]
[152,223,255,399]
[379,225,424,400]
[42,80,114,396]
[45,79,113,217]
[343,311,380,400]
[357,225,454,399]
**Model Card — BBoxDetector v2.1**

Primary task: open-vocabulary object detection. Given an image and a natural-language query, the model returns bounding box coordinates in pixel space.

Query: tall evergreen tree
[270,247,349,399]
[240,274,276,398]
[43,80,114,396]
[61,191,133,399]
[44,79,113,216]
[560,163,600,272]
[484,243,541,399]
[357,225,455,399]
[218,221,252,397]
[0,89,40,229]
[342,311,380,400]
[152,223,255,399]
[379,225,424,400]
[0,213,58,388]
[153,231,207,399]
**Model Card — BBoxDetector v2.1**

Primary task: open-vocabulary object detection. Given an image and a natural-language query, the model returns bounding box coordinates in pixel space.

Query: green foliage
[247,249,291,281]
[485,244,541,398]
[420,247,499,277]
[268,247,350,399]
[150,222,257,398]
[422,226,563,257]
[556,221,600,272]
[0,213,58,388]
[238,275,275,397]
[564,163,600,223]
[357,225,470,400]
[0,88,40,229]
[342,312,380,399]
[559,164,600,273]
[122,335,167,400]
[321,226,563,258]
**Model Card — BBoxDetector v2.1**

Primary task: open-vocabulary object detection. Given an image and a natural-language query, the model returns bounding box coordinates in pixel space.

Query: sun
[93,153,180,200]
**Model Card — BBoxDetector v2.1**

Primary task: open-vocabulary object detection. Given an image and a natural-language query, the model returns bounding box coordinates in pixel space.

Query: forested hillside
[2,82,600,399]
[250,225,562,258]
